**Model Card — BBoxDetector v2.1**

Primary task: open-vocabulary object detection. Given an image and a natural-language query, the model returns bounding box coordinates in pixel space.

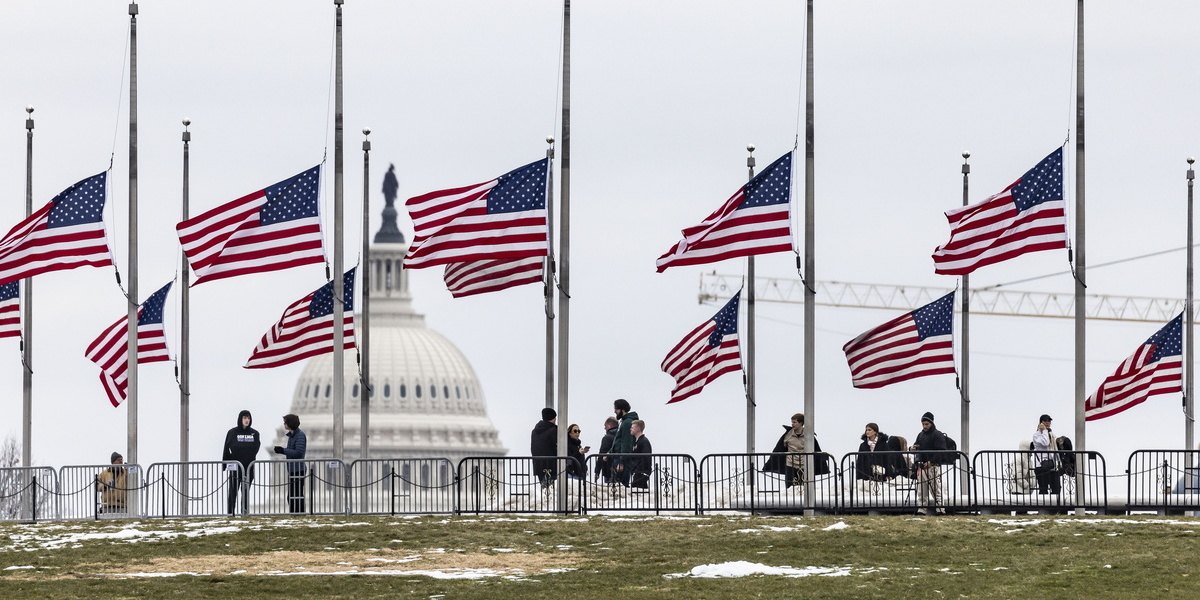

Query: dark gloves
[274,446,285,454]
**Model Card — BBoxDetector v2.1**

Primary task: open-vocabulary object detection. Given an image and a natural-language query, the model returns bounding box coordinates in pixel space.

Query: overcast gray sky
[2,1,1198,470]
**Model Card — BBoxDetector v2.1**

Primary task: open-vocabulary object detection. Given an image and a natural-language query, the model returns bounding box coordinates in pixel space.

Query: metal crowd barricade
[145,461,242,518]
[840,451,926,513]
[246,459,349,516]
[58,464,144,520]
[973,450,1106,513]
[458,456,583,514]
[0,466,56,522]
[584,453,698,514]
[1127,450,1200,513]
[349,458,457,515]
[698,453,839,514]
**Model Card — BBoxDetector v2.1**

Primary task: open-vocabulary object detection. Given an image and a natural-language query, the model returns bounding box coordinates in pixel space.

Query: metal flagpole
[802,0,816,513]
[545,138,556,411]
[180,119,191,464]
[126,1,140,465]
[555,0,571,514]
[960,151,970,491]
[21,106,33,468]
[1073,0,1087,515]
[361,128,371,461]
[1187,157,1195,455]
[746,145,757,455]
[332,0,346,462]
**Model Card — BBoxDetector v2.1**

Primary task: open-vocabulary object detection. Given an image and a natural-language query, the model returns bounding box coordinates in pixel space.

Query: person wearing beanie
[610,398,640,486]
[1032,414,1060,494]
[531,407,558,487]
[223,409,261,515]
[912,411,947,515]
[95,451,127,514]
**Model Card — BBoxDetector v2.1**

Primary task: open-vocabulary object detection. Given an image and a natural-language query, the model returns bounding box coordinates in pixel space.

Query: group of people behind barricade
[96,410,308,516]
[530,398,653,489]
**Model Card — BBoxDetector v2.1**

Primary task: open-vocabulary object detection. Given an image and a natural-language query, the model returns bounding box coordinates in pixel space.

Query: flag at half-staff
[403,159,549,278]
[1085,314,1183,421]
[176,165,325,285]
[0,282,19,338]
[0,171,113,286]
[843,291,956,389]
[444,256,545,298]
[245,268,356,369]
[661,290,742,404]
[85,282,173,407]
[656,151,792,272]
[932,147,1067,276]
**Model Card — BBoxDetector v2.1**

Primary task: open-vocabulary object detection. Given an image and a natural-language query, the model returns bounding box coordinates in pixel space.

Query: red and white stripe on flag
[444,257,545,298]
[661,291,742,404]
[1085,314,1183,421]
[843,292,957,389]
[245,269,357,369]
[85,283,173,407]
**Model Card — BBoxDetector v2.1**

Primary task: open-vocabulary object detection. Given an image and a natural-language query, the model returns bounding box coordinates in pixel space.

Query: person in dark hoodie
[593,416,619,483]
[223,409,261,515]
[855,422,906,481]
[530,407,558,487]
[911,411,948,515]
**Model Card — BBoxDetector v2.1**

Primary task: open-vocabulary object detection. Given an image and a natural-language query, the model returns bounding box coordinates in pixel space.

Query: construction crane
[697,272,1185,323]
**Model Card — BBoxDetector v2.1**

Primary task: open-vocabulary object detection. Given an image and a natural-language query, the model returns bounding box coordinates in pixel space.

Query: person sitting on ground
[95,452,127,514]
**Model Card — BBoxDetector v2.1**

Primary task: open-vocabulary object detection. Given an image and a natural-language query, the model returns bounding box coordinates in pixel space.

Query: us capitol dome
[275,181,508,462]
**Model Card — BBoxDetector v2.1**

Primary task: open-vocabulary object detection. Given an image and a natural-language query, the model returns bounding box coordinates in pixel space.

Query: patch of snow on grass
[666,561,853,579]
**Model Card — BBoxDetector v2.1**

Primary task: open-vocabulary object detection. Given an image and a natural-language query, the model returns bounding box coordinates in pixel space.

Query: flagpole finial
[25,106,33,115]
[962,151,970,160]
[546,136,555,145]
[362,127,370,137]
[1188,156,1195,165]
[182,118,190,128]
[747,144,755,153]
[362,128,370,151]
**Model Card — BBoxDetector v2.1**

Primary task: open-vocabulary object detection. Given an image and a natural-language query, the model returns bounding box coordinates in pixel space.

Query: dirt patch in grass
[17,548,581,579]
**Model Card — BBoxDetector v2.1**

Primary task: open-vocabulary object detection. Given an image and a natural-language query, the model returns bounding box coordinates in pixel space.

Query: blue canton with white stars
[708,290,741,347]
[137,282,173,326]
[309,268,357,319]
[740,152,792,208]
[261,166,321,225]
[1147,314,1183,361]
[47,172,107,228]
[1011,147,1063,212]
[487,159,548,214]
[914,292,955,340]
[0,281,17,302]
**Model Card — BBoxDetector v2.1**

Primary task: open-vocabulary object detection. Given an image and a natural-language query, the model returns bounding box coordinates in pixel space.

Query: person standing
[782,414,806,488]
[530,407,558,487]
[95,452,127,514]
[566,424,588,478]
[223,409,260,515]
[594,417,619,483]
[629,420,653,489]
[273,414,307,513]
[610,399,639,485]
[912,412,947,515]
[1032,414,1060,494]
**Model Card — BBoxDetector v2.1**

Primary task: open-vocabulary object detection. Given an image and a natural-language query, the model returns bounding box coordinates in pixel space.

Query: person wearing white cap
[1032,414,1060,494]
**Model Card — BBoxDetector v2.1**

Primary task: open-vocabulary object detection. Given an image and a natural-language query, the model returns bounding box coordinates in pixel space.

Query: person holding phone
[566,424,588,479]
[1032,414,1060,494]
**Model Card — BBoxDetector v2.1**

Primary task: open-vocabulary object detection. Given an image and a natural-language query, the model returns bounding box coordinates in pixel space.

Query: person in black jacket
[274,413,308,513]
[223,409,260,515]
[629,420,653,489]
[530,407,558,487]
[911,412,948,515]
[566,424,589,478]
[594,417,618,483]
[855,423,905,481]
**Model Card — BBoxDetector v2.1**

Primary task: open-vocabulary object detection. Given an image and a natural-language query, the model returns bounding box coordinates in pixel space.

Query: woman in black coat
[854,423,906,481]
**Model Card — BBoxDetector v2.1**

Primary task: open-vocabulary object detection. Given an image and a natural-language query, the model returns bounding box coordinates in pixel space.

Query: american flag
[661,291,742,404]
[0,172,113,286]
[656,151,793,272]
[932,148,1067,276]
[245,268,356,369]
[85,282,173,407]
[1085,314,1183,421]
[843,292,956,389]
[0,282,19,339]
[176,165,325,285]
[403,159,549,269]
[443,257,545,298]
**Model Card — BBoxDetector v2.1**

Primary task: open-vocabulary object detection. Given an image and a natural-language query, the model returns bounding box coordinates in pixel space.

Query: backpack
[940,434,958,465]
